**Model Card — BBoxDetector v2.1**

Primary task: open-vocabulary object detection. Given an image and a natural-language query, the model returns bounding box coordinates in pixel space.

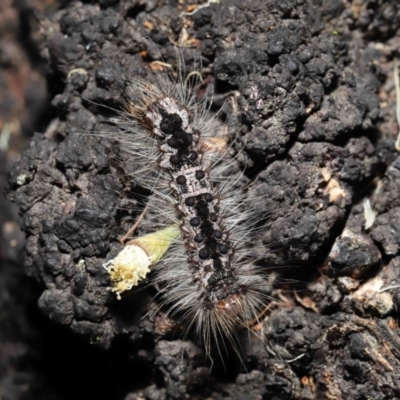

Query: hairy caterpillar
[105,48,275,359]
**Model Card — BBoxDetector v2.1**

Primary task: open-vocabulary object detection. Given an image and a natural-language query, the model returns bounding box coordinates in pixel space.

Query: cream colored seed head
[105,245,151,299]
[104,225,180,299]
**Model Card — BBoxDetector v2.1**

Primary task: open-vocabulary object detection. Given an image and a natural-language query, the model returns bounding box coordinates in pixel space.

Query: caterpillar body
[108,52,274,358]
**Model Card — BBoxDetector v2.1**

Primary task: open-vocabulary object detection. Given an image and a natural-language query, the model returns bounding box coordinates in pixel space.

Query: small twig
[378,284,400,293]
[180,0,220,17]
[286,353,306,364]
[119,204,149,245]
[149,61,173,71]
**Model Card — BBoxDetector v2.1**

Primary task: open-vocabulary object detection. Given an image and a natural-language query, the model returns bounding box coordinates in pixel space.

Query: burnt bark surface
[3,0,400,399]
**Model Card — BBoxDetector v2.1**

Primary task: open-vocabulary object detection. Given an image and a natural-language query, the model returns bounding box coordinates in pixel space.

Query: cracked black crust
[5,0,400,399]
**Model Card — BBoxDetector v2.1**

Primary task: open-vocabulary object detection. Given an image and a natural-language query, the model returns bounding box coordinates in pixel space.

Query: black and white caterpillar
[105,51,274,358]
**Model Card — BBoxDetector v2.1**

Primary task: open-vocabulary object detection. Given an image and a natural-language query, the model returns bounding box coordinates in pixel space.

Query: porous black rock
[5,0,400,399]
